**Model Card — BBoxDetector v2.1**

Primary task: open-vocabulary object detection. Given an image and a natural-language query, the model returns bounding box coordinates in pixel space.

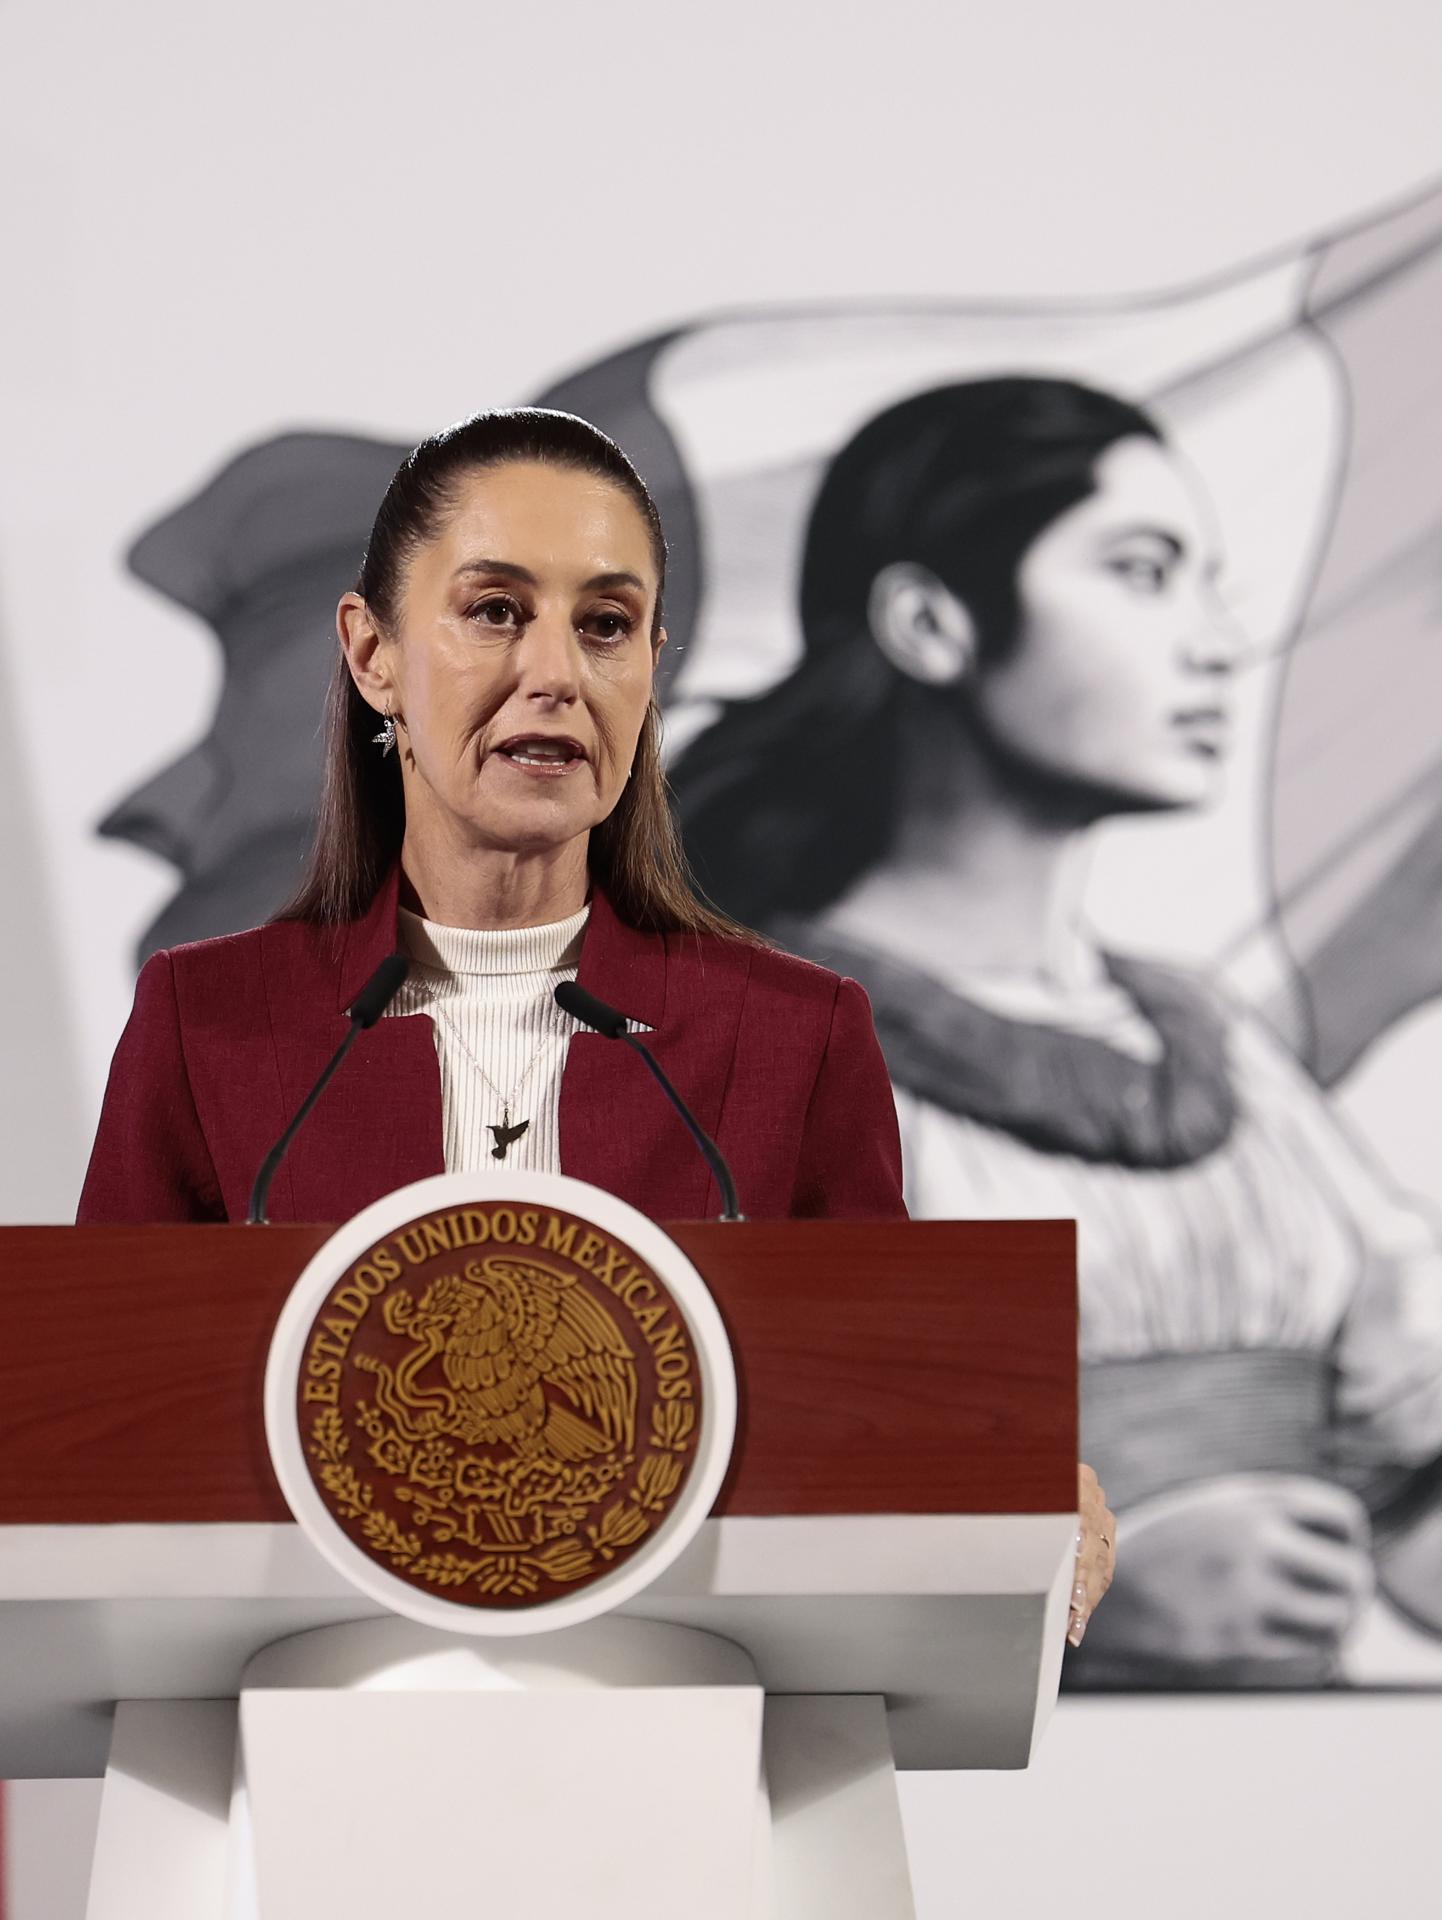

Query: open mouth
[1172,708,1231,757]
[493,734,587,774]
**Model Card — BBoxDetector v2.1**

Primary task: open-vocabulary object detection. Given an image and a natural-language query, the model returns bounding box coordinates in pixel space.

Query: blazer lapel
[560,893,739,1220]
[273,1015,444,1223]
[269,867,445,1222]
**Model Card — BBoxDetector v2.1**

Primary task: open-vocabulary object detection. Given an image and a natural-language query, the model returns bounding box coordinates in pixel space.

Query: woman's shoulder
[668,923,865,1014]
[142,914,350,1016]
[159,913,340,972]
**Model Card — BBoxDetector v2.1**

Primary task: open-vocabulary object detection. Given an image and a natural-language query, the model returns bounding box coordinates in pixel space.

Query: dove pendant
[489,1108,531,1161]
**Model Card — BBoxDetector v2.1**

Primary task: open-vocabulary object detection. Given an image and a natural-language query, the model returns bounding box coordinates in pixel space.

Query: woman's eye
[583,610,634,642]
[480,595,526,625]
[1108,555,1170,594]
[468,596,524,628]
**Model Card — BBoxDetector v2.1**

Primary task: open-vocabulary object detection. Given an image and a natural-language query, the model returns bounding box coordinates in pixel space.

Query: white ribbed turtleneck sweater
[384,903,590,1175]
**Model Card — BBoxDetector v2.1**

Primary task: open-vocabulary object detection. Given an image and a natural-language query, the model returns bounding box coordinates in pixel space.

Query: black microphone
[554,981,744,1222]
[246,953,411,1225]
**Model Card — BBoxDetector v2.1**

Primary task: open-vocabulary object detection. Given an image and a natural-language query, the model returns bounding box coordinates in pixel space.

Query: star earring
[371,705,397,756]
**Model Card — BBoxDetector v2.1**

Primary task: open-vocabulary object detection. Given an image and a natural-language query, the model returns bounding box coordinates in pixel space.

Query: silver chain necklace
[424,993,564,1162]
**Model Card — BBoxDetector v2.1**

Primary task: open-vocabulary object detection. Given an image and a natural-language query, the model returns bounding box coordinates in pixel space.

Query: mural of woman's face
[971,435,1241,814]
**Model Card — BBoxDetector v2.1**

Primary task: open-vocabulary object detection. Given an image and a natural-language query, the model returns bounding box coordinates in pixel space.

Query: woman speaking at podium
[79,405,1115,1643]
[80,408,909,1228]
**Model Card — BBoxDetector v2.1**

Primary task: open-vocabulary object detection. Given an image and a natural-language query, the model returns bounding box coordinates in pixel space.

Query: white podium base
[85,1617,916,1920]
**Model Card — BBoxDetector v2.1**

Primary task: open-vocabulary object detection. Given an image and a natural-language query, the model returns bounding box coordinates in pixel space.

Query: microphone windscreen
[554,980,629,1039]
[348,952,410,1029]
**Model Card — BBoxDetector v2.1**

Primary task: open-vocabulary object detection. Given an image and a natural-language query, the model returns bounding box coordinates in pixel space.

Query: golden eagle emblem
[300,1203,701,1607]
[380,1255,637,1462]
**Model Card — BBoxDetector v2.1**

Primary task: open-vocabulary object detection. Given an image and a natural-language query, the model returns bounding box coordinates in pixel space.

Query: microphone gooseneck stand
[553,980,745,1222]
[246,952,411,1225]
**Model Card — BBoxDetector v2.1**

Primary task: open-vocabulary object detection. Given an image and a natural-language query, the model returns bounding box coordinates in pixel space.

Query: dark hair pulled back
[671,376,1164,925]
[281,407,740,938]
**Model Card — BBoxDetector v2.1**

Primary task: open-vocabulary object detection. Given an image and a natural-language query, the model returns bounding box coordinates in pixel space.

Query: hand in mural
[1067,1463,1117,1647]
[1075,1474,1375,1682]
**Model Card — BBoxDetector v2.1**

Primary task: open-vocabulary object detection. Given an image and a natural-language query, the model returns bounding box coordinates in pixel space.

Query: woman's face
[358,460,661,861]
[969,435,1242,813]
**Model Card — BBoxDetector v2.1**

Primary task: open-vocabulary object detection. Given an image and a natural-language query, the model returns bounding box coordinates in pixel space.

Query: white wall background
[3,1,1442,1913]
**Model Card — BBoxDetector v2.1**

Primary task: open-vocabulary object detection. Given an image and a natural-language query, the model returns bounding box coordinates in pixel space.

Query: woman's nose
[515,618,581,702]
[1182,595,1250,676]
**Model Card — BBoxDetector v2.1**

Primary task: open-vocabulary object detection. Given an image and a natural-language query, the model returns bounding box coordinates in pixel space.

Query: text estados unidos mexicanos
[301,1209,695,1405]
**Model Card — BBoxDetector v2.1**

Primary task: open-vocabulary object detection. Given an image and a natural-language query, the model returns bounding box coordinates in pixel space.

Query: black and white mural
[86,184,1442,1692]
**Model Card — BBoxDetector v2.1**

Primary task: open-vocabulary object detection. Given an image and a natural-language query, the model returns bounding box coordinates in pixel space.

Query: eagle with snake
[379,1253,639,1462]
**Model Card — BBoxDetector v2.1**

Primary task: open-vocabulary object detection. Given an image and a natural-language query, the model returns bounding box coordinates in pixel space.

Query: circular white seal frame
[265,1170,737,1635]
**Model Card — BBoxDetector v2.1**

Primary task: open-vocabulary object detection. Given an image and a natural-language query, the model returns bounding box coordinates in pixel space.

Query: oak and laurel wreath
[307,1398,697,1598]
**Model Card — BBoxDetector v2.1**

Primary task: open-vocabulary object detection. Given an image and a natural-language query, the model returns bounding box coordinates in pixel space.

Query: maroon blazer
[78,870,905,1226]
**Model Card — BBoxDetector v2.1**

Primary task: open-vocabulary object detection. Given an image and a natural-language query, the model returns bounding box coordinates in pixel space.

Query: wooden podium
[0,1219,1076,1918]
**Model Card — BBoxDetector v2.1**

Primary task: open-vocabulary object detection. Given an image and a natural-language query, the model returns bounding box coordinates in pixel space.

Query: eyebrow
[1102,525,1185,556]
[1100,525,1226,581]
[453,558,648,593]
